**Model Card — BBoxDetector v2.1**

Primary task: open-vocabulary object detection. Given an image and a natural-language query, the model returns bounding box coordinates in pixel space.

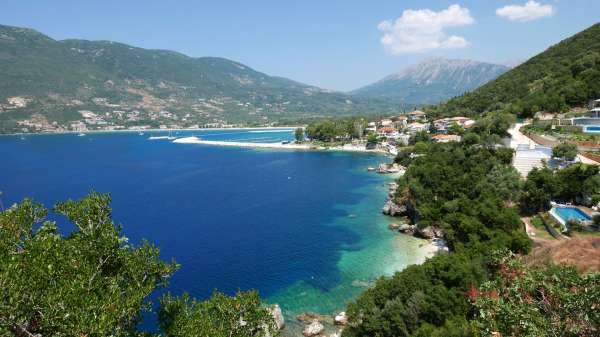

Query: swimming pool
[554,207,591,223]
[584,125,600,133]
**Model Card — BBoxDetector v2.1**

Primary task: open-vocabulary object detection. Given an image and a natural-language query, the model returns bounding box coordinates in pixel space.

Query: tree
[447,123,465,136]
[0,193,277,337]
[366,132,379,145]
[552,143,578,162]
[475,251,600,337]
[520,167,558,214]
[353,119,366,139]
[409,131,430,145]
[158,291,276,337]
[0,192,178,336]
[593,214,600,229]
[477,166,523,203]
[294,127,304,142]
[556,163,600,203]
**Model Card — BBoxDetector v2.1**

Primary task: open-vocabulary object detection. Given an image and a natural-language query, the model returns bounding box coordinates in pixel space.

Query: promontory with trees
[2,22,600,337]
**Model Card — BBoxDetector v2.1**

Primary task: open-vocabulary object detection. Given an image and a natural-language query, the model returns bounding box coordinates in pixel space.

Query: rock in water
[334,311,348,325]
[388,202,407,216]
[382,201,392,215]
[388,223,401,230]
[269,304,285,330]
[303,320,324,336]
[399,224,416,234]
[416,226,435,239]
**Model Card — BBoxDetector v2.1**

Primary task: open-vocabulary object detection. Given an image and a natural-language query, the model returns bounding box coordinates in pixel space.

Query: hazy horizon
[2,0,598,90]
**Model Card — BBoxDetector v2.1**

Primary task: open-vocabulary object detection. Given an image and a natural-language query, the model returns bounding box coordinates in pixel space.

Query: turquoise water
[0,129,430,335]
[555,207,591,222]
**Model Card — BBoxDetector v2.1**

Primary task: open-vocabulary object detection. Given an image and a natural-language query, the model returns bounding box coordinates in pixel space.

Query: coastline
[0,126,301,137]
[269,168,439,337]
[173,136,390,155]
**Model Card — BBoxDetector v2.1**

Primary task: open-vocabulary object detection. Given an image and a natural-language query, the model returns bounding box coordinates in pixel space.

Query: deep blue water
[0,129,427,334]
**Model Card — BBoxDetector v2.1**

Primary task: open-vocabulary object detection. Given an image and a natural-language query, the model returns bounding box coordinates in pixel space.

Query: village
[1,93,287,134]
[364,110,475,146]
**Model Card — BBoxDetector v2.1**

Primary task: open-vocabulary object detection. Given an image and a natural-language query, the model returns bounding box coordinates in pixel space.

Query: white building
[407,122,428,134]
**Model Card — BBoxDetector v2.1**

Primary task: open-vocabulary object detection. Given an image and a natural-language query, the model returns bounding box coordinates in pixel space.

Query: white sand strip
[173,136,389,154]
[173,137,311,149]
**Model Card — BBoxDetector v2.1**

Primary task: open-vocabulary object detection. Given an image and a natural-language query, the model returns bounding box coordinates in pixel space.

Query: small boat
[149,129,176,140]
[367,167,376,172]
[138,132,144,136]
[77,133,86,137]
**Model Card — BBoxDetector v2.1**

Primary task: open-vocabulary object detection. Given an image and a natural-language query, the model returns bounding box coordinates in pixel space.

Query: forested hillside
[429,23,600,118]
[0,24,400,133]
[342,116,600,336]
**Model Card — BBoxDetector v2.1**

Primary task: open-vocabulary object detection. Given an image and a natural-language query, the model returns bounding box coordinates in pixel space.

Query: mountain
[0,24,399,133]
[430,23,600,118]
[351,58,510,104]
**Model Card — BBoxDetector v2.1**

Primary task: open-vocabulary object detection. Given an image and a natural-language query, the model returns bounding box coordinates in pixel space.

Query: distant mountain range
[0,24,400,133]
[352,58,511,104]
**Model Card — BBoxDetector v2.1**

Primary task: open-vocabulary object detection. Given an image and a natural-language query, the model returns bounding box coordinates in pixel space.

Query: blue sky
[1,0,598,91]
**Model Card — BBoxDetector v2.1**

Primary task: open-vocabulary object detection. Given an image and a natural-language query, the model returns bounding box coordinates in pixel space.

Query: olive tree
[552,143,578,162]
[0,192,277,337]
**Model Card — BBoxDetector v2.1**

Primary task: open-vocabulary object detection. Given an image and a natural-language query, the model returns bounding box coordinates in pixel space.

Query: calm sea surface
[0,129,428,334]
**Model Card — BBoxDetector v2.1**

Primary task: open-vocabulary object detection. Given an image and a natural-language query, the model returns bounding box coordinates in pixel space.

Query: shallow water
[0,129,429,335]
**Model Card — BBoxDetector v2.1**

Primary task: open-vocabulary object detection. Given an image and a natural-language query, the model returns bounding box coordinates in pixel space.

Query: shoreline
[173,136,390,155]
[270,172,439,337]
[0,126,301,137]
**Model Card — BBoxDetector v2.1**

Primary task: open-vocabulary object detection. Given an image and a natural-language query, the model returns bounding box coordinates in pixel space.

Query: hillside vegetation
[343,123,600,336]
[429,23,600,118]
[0,25,399,133]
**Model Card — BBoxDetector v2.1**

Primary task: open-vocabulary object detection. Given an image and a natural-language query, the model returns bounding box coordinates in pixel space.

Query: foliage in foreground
[0,192,276,337]
[159,291,274,337]
[474,251,600,337]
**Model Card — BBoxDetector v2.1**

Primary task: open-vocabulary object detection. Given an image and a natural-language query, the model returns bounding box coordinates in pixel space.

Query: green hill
[429,23,600,118]
[0,24,399,133]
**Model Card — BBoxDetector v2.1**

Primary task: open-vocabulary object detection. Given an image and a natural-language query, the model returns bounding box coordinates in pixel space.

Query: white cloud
[377,4,475,55]
[496,1,554,22]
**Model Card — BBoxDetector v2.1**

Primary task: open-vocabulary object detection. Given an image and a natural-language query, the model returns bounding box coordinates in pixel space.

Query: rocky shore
[267,306,349,337]
[383,182,449,254]
[294,311,347,336]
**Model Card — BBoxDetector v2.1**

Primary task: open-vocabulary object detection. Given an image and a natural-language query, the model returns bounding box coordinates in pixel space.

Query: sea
[0,128,430,335]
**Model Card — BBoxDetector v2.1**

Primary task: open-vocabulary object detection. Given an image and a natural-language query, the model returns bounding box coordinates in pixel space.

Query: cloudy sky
[1,0,598,91]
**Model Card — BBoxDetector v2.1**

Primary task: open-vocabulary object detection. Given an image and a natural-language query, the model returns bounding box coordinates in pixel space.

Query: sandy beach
[173,136,390,154]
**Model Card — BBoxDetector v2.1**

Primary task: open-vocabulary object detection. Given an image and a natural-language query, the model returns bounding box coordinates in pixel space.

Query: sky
[1,0,598,91]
